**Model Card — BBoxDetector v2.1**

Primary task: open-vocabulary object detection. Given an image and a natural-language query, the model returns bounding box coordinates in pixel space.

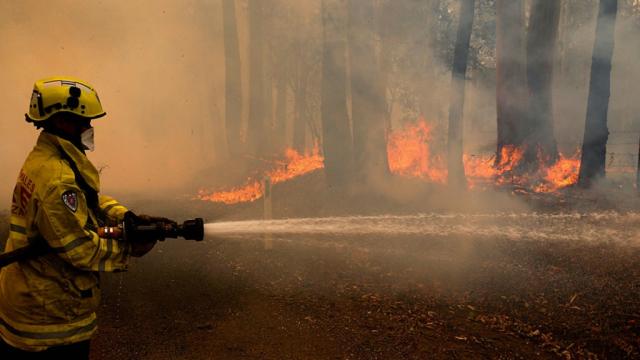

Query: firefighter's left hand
[136,214,177,226]
[130,240,157,257]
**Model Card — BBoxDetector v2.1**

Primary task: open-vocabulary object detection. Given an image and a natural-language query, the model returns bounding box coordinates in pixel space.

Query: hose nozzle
[112,216,204,241]
[176,218,205,241]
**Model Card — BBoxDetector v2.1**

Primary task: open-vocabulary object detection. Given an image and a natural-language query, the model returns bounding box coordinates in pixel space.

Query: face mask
[80,127,95,151]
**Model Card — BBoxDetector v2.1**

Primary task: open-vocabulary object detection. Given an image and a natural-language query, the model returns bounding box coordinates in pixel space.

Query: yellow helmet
[26,76,106,122]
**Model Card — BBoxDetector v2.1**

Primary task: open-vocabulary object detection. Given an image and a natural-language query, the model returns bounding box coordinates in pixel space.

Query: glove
[136,214,178,226]
[123,211,176,243]
[130,240,156,257]
[123,212,158,257]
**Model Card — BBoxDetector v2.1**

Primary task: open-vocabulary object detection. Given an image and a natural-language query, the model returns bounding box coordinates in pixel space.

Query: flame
[463,145,526,188]
[198,146,324,204]
[268,147,325,183]
[199,118,585,205]
[198,180,263,204]
[386,119,581,192]
[386,119,447,183]
[533,153,581,193]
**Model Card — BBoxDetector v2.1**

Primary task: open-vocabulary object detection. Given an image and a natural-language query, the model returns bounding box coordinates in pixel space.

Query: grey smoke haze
[0,0,225,200]
[1,0,639,208]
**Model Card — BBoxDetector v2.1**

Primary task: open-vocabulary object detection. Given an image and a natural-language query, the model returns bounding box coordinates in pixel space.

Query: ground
[1,175,640,359]
[89,214,639,360]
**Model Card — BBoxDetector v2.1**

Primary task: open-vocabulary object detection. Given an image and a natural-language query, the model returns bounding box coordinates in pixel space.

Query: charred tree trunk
[637,134,640,192]
[524,0,561,166]
[415,0,440,123]
[377,0,395,133]
[293,76,307,153]
[348,0,389,182]
[447,0,475,187]
[247,0,266,155]
[578,0,618,187]
[321,0,353,187]
[264,60,274,154]
[222,0,242,156]
[273,73,287,153]
[495,0,527,164]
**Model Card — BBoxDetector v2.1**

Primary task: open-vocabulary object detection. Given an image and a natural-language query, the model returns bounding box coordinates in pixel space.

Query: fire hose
[0,217,204,269]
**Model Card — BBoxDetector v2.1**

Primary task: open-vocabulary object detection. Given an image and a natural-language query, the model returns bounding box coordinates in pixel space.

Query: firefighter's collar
[37,132,101,192]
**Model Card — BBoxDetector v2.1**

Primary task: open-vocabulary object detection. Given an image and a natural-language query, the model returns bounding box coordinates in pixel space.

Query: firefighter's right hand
[130,240,157,257]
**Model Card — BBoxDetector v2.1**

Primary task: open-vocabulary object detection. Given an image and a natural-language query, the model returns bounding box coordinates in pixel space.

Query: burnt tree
[292,70,308,152]
[247,0,267,155]
[377,0,394,130]
[264,53,274,154]
[495,0,527,164]
[447,0,475,187]
[524,0,561,166]
[578,0,618,186]
[321,0,353,187]
[222,0,242,155]
[348,0,389,181]
[273,70,287,153]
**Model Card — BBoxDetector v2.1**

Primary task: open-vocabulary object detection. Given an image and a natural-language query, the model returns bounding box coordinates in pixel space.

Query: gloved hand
[135,214,178,226]
[123,211,158,257]
[123,211,176,244]
[130,239,156,257]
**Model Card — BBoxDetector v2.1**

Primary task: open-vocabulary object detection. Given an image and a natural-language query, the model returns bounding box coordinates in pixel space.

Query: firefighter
[0,76,160,358]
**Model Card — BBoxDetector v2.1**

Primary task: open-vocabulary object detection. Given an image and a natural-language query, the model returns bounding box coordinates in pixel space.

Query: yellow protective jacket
[0,131,132,351]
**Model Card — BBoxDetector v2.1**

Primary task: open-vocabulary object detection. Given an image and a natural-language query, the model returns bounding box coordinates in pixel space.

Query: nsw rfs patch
[62,190,78,212]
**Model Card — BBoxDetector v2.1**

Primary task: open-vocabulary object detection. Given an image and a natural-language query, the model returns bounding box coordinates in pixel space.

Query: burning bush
[199,119,581,204]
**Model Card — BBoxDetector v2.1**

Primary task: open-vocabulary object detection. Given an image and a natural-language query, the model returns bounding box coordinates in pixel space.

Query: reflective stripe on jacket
[0,131,131,351]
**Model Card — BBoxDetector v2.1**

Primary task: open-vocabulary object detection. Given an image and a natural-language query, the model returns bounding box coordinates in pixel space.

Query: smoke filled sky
[0,0,225,200]
[1,0,640,207]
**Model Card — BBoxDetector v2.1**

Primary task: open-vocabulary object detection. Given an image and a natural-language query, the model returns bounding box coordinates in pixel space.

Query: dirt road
[91,212,640,359]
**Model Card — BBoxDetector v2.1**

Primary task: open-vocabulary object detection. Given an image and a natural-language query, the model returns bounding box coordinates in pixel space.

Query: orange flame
[386,119,580,192]
[199,118,583,204]
[198,146,324,204]
[386,119,447,183]
[533,153,581,193]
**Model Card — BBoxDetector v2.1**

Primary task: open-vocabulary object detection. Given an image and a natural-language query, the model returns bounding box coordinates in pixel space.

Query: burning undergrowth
[198,146,323,204]
[387,119,581,193]
[198,119,582,205]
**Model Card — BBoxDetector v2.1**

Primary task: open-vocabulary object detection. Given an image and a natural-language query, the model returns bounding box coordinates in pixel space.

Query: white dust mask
[81,127,95,151]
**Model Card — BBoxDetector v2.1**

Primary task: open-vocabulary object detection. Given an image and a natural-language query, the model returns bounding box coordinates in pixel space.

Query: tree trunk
[415,0,440,124]
[247,0,266,156]
[264,58,274,154]
[578,0,618,187]
[495,0,527,164]
[321,0,353,187]
[222,0,242,156]
[273,73,287,153]
[447,0,475,188]
[637,134,640,192]
[377,0,395,134]
[293,77,307,153]
[523,0,561,167]
[348,0,389,182]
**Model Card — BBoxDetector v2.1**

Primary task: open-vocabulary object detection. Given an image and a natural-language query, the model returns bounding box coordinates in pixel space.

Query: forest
[3,1,640,358]
[195,0,640,205]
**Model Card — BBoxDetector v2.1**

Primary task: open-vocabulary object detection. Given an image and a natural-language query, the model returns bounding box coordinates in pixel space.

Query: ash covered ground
[2,174,640,359]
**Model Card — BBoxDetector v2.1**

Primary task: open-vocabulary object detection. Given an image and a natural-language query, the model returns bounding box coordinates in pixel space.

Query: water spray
[203,212,640,245]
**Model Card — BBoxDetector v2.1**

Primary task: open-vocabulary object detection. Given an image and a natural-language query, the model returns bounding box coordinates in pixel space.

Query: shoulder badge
[62,190,78,212]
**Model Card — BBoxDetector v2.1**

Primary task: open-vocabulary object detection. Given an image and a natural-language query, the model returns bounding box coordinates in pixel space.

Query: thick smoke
[0,0,225,200]
[1,1,639,209]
